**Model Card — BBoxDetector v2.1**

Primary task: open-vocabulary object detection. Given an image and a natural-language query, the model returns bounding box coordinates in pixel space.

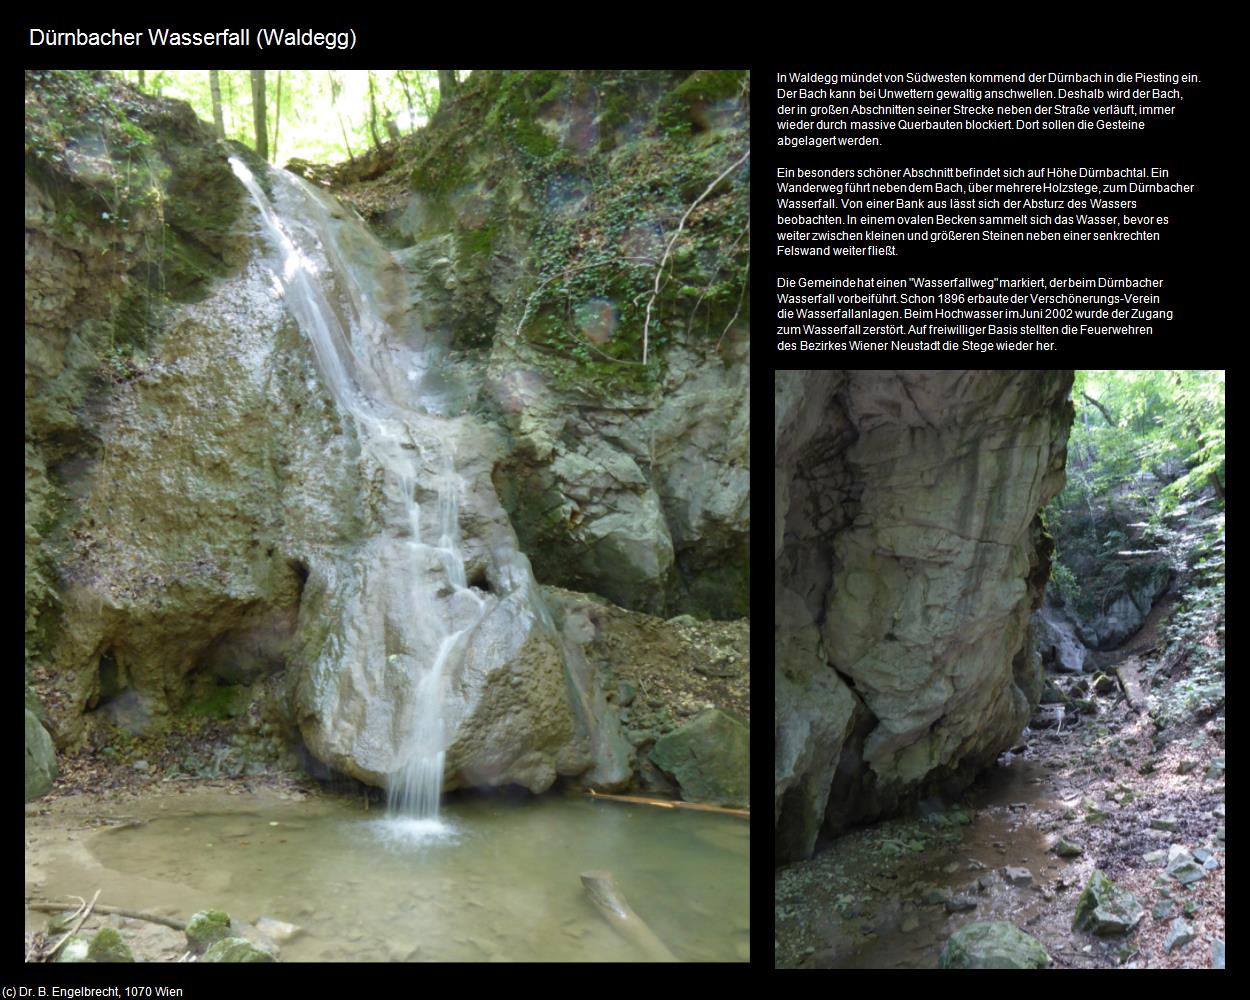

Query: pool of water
[41,790,749,962]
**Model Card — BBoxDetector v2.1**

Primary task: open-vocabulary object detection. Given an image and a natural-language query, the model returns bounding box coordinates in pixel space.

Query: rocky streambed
[775,689,1225,969]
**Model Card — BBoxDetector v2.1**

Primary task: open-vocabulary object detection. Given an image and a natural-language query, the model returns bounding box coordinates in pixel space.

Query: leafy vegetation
[1046,371,1225,614]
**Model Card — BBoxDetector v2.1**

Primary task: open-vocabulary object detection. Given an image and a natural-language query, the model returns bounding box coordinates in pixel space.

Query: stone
[901,914,920,933]
[1177,759,1197,775]
[185,910,232,954]
[1211,939,1225,970]
[54,935,91,962]
[1054,838,1084,858]
[1152,899,1176,921]
[1092,673,1117,695]
[255,917,301,943]
[201,937,277,963]
[1163,918,1195,954]
[939,921,1050,969]
[1192,848,1213,864]
[1165,847,1207,886]
[1206,758,1225,781]
[1142,850,1167,864]
[650,708,748,808]
[945,896,978,913]
[1071,870,1144,935]
[1150,816,1179,832]
[1033,606,1088,674]
[24,708,57,801]
[1003,867,1033,887]
[86,927,134,962]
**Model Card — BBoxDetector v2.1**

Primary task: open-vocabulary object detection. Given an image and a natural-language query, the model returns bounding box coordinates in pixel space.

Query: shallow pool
[54,790,749,962]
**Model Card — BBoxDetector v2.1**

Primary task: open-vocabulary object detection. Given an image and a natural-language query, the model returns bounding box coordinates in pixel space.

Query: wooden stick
[586,789,749,819]
[46,889,100,960]
[27,899,187,931]
[579,870,678,963]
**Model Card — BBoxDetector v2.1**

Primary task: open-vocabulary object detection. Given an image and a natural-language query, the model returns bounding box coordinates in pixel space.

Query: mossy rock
[86,926,134,962]
[649,708,748,807]
[54,935,91,962]
[939,921,1050,969]
[1072,869,1144,934]
[186,909,232,953]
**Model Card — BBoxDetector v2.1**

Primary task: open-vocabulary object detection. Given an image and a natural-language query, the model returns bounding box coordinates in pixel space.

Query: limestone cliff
[25,71,749,805]
[775,371,1073,864]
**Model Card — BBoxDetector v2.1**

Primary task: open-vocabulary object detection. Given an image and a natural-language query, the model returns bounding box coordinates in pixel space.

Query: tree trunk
[396,70,416,128]
[137,70,145,92]
[250,70,268,162]
[271,71,283,161]
[438,70,458,107]
[209,70,225,139]
[367,70,382,150]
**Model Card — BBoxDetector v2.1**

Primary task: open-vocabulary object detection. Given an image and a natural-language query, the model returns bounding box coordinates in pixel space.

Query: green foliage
[112,69,444,164]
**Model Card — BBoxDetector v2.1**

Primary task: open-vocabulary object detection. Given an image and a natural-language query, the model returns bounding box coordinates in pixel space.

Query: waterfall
[230,157,486,824]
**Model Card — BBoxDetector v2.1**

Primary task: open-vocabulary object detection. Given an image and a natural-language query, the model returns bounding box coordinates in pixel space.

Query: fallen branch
[27,899,187,931]
[641,150,750,364]
[579,869,677,962]
[587,789,748,819]
[46,889,99,960]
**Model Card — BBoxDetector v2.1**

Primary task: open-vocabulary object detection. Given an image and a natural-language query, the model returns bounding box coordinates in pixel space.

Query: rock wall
[775,370,1073,864]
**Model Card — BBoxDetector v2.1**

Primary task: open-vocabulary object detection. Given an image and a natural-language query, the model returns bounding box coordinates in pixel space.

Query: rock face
[775,370,1073,863]
[25,71,749,805]
[939,921,1050,969]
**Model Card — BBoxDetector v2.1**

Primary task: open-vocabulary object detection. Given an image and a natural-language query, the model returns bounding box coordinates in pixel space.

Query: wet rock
[1054,838,1084,858]
[1003,867,1033,887]
[202,937,277,962]
[255,917,301,943]
[1163,918,1195,954]
[86,927,133,962]
[922,887,949,906]
[186,909,232,954]
[939,921,1050,969]
[1071,870,1144,935]
[944,896,978,913]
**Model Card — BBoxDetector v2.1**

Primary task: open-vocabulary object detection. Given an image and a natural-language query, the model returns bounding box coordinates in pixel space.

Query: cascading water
[230,156,488,829]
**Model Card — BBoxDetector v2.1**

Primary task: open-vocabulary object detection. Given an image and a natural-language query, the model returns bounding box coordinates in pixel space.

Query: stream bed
[26,786,749,962]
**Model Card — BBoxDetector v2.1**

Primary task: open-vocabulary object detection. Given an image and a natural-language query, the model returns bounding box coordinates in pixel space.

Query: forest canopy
[111,70,456,164]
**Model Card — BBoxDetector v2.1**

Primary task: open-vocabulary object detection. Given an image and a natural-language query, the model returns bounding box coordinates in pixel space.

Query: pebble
[1054,838,1084,858]
[1150,817,1179,832]
[944,896,977,913]
[1003,867,1033,887]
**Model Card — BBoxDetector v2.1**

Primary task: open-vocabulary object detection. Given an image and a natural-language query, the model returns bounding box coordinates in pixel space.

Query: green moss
[182,683,250,720]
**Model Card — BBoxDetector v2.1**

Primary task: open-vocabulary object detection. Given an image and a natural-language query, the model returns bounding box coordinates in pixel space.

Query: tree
[250,70,268,161]
[209,70,225,139]
[438,70,458,106]
[366,70,382,150]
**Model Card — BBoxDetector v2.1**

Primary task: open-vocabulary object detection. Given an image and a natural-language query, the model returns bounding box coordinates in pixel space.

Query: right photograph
[775,370,1224,969]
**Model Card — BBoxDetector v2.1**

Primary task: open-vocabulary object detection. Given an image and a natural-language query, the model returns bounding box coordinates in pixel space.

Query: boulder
[25,707,57,801]
[1071,869,1144,934]
[939,921,1050,969]
[1163,917,1195,954]
[185,909,232,954]
[650,708,748,808]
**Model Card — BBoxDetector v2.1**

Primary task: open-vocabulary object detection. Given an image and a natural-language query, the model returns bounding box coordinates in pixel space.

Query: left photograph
[25,68,750,963]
